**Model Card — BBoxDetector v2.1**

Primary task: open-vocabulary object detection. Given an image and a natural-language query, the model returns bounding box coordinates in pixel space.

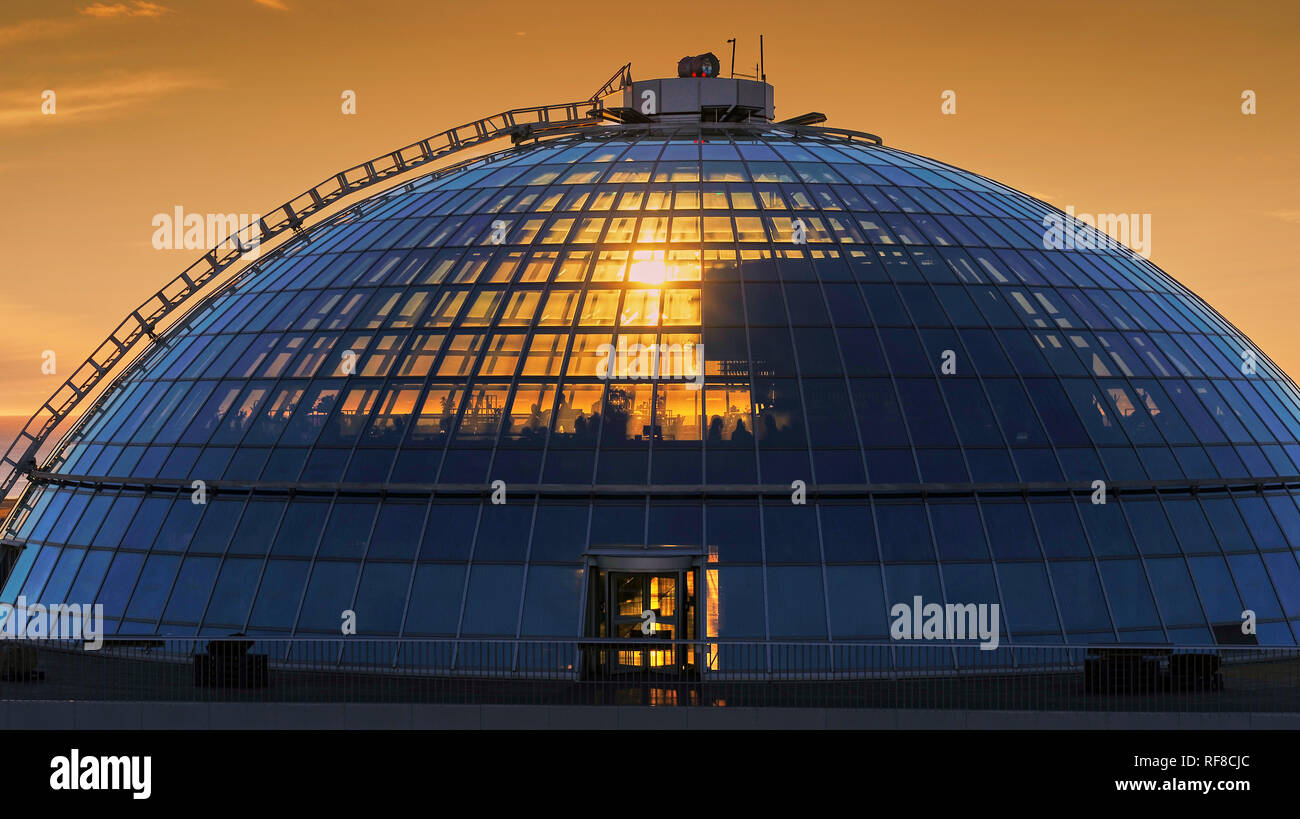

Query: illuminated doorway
[584,563,700,678]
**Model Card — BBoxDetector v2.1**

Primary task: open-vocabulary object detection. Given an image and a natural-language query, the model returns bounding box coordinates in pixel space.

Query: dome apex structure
[3,59,1300,669]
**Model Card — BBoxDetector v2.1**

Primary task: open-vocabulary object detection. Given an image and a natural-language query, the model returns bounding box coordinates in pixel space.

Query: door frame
[581,550,703,679]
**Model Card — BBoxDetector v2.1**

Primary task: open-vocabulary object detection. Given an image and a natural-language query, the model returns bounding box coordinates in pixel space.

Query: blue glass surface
[3,127,1298,647]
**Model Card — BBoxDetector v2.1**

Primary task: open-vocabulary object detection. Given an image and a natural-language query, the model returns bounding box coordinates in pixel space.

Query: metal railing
[589,62,633,103]
[0,100,606,510]
[1,638,1296,711]
[0,56,644,513]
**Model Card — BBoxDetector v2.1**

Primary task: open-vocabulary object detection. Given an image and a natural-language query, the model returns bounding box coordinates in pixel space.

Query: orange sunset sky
[0,0,1296,440]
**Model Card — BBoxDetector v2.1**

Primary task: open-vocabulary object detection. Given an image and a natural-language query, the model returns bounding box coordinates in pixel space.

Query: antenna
[727,39,758,80]
[760,34,766,82]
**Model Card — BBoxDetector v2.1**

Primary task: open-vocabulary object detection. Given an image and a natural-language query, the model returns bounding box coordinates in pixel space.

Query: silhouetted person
[761,413,779,442]
[707,415,725,443]
[731,417,753,445]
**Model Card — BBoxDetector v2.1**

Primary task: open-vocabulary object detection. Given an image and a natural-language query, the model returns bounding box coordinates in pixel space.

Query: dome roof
[5,121,1300,650]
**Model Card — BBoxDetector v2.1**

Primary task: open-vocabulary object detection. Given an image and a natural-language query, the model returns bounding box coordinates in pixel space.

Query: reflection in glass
[410,385,461,443]
[706,383,755,445]
[552,384,604,441]
[656,384,702,441]
[505,385,555,442]
[456,384,510,442]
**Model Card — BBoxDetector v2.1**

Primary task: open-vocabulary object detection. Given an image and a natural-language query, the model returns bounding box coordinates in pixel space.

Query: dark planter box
[1084,654,1163,694]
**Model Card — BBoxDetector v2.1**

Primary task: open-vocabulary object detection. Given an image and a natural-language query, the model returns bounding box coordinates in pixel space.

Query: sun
[628,252,668,285]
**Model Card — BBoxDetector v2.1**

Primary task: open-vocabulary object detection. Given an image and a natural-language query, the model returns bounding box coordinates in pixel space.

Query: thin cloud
[253,0,290,9]
[0,71,210,130]
[1266,210,1300,224]
[0,3,171,49]
[0,17,80,48]
[79,2,172,18]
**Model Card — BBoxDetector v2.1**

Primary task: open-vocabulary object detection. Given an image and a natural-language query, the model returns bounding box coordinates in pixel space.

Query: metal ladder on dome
[0,63,634,535]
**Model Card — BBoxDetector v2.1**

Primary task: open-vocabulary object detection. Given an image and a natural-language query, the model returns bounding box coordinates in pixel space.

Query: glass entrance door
[612,573,677,672]
[587,567,698,677]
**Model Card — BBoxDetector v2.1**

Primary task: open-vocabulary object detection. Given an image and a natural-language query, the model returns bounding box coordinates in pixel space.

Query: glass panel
[521,566,583,636]
[461,565,524,635]
[295,562,361,631]
[767,566,827,638]
[411,385,462,443]
[579,291,619,326]
[655,383,702,442]
[455,384,510,442]
[403,565,466,634]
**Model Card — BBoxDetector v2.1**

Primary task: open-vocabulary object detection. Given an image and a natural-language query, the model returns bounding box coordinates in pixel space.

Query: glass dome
[5,122,1300,651]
